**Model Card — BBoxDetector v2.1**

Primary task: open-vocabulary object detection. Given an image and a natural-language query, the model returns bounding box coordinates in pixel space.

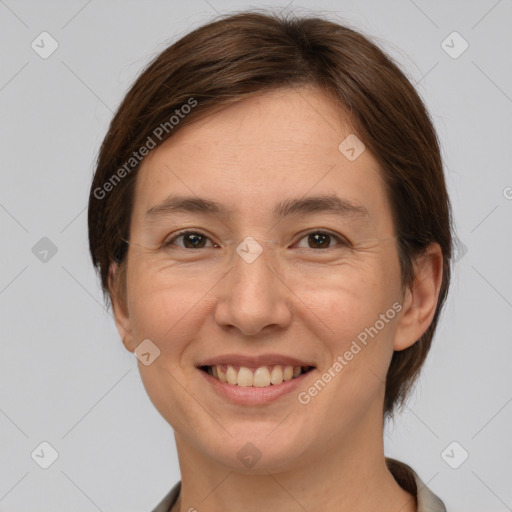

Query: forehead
[133,86,392,231]
[141,86,357,173]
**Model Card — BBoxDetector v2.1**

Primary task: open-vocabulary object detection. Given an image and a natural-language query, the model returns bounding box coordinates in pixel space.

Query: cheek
[125,258,219,344]
[304,282,398,371]
[293,274,400,429]
[283,255,401,400]
[125,266,218,433]
[285,258,399,334]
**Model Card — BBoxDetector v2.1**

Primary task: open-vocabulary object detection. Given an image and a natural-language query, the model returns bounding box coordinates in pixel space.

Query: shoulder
[386,457,447,512]
[150,481,181,512]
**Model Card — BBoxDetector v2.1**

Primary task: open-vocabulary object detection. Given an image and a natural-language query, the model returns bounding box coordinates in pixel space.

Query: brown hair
[88,10,452,417]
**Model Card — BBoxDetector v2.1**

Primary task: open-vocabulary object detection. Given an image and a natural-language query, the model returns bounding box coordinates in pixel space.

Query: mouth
[199,364,314,388]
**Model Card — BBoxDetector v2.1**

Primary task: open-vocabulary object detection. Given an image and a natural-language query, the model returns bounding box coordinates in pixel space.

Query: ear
[109,262,135,353]
[393,243,444,351]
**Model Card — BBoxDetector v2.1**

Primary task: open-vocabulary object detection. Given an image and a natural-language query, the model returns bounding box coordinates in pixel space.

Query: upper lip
[197,354,315,368]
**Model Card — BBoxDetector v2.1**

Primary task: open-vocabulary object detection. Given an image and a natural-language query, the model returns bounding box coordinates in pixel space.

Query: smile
[200,364,313,387]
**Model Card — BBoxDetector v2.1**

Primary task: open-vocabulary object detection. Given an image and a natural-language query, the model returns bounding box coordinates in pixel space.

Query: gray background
[1,0,511,510]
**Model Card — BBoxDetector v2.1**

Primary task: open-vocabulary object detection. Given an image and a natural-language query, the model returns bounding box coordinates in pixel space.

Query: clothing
[151,457,446,512]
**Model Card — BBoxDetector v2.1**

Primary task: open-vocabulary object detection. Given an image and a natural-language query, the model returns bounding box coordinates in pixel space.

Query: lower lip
[198,368,314,405]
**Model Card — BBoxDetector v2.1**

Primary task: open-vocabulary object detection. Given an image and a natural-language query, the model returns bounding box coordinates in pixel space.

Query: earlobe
[108,262,134,353]
[393,243,444,351]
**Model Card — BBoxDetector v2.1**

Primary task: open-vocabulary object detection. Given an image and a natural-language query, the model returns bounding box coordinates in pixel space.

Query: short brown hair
[88,10,453,417]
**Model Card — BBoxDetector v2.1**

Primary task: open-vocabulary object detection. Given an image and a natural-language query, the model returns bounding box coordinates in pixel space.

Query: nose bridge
[215,236,290,334]
[231,235,278,302]
[234,235,276,264]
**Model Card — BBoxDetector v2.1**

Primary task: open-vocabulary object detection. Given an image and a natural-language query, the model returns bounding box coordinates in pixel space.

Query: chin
[196,427,313,474]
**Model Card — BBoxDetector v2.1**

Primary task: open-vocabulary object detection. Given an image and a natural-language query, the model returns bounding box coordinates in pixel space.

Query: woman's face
[115,86,410,472]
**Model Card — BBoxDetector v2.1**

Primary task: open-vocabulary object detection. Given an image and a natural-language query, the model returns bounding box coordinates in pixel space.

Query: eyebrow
[146,194,369,220]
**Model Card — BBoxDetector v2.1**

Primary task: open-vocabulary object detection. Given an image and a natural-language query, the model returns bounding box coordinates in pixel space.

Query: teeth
[217,365,227,383]
[237,366,253,387]
[283,366,294,381]
[209,364,307,387]
[270,365,283,384]
[226,365,237,385]
[253,367,271,387]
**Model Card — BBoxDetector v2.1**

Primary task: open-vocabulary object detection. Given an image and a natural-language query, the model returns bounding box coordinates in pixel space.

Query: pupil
[309,233,330,248]
[184,233,205,248]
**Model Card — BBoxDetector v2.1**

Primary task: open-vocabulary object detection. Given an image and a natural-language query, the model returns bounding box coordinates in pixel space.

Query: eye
[163,230,348,250]
[294,231,348,249]
[163,231,218,249]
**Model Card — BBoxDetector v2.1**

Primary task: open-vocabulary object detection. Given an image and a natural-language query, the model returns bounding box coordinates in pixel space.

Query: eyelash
[162,230,350,250]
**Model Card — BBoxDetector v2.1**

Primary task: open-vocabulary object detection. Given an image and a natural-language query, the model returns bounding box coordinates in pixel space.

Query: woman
[88,10,451,512]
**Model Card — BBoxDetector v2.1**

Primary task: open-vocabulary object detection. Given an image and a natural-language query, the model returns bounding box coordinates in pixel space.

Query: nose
[214,241,292,336]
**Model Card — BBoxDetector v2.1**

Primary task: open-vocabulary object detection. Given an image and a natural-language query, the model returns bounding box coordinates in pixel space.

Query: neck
[171,409,416,512]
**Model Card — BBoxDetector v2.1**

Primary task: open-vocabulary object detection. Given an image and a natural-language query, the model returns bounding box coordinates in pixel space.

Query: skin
[110,86,443,512]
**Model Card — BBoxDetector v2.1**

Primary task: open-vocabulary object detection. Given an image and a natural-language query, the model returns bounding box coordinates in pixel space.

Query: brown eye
[165,231,215,249]
[295,231,347,249]
[307,233,331,248]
